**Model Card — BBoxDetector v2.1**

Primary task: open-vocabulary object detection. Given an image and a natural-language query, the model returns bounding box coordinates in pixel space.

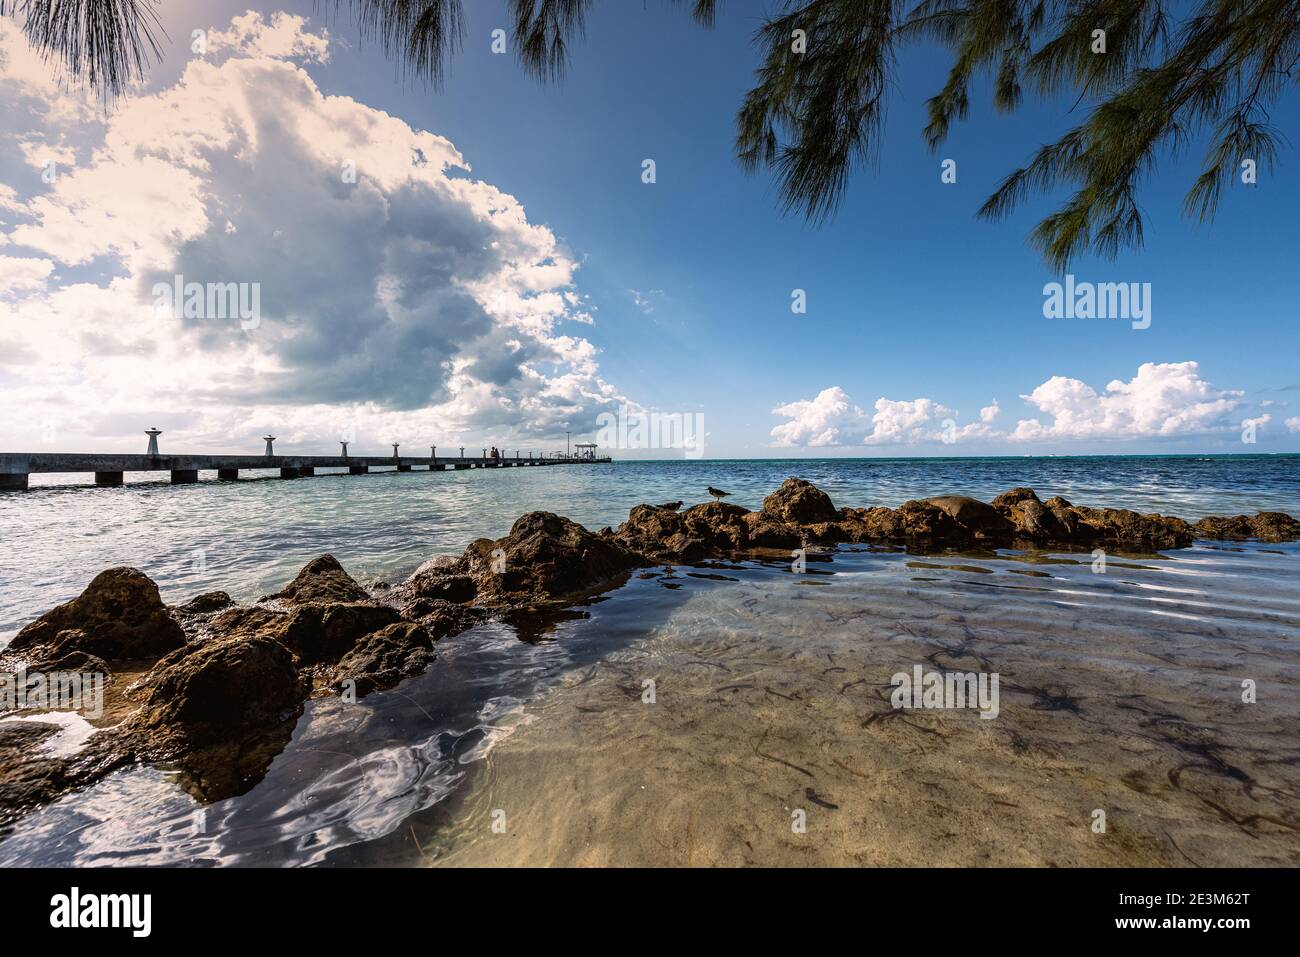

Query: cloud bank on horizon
[771,361,1291,449]
[0,12,625,453]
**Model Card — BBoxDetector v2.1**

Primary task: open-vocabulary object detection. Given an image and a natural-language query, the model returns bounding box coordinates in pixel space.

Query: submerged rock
[7,568,185,661]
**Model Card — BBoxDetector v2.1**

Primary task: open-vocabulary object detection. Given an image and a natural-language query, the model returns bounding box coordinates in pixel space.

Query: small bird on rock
[706,486,730,503]
[655,501,683,511]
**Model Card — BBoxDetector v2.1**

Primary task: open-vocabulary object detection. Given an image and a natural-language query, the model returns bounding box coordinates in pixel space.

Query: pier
[0,435,609,490]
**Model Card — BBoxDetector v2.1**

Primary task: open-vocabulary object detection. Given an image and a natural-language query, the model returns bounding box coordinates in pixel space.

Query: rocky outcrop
[1194,511,1300,543]
[762,478,840,525]
[458,512,644,603]
[126,636,306,751]
[330,622,435,696]
[264,554,371,606]
[4,477,1295,830]
[6,568,185,662]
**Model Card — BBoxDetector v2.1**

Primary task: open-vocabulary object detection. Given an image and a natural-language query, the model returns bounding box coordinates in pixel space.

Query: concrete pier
[0,448,610,490]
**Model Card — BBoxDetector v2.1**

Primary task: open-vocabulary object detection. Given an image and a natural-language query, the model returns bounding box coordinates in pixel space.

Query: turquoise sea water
[2,455,1296,640]
[1,456,1298,866]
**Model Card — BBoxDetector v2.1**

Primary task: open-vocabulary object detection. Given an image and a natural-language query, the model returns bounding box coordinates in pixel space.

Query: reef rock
[1194,511,1300,543]
[7,568,185,661]
[330,622,435,697]
[762,478,840,525]
[462,512,644,603]
[265,554,371,606]
[127,636,305,750]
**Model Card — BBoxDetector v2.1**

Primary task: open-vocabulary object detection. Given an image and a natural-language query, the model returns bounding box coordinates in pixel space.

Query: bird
[655,501,683,511]
[706,486,730,503]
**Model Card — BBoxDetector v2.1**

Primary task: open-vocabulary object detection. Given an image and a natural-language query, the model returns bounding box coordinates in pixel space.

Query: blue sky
[1,2,1296,456]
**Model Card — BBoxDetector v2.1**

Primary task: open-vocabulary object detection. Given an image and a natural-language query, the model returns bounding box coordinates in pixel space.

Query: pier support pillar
[171,470,199,484]
[397,464,411,472]
[349,465,368,475]
[217,469,239,480]
[454,463,471,470]
[280,467,302,478]
[0,473,29,490]
[95,471,124,487]
[299,467,315,477]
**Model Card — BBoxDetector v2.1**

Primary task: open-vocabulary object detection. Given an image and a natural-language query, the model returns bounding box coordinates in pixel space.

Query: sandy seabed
[432,546,1300,867]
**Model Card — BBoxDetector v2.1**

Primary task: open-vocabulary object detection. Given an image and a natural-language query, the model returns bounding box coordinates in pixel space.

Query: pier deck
[0,452,610,490]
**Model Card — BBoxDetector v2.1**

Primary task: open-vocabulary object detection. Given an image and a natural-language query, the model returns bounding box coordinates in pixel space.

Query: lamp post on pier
[263,435,276,456]
[145,429,162,457]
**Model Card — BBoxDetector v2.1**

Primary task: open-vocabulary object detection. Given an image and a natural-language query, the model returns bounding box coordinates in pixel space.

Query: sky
[0,2,1296,458]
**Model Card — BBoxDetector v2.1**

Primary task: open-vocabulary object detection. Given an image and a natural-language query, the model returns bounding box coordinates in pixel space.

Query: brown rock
[278,602,403,666]
[1194,511,1300,543]
[1071,507,1193,550]
[331,622,434,697]
[762,478,839,524]
[266,554,370,606]
[925,495,1013,539]
[462,512,644,603]
[741,511,803,549]
[8,568,185,661]
[176,591,235,616]
[614,504,711,562]
[127,636,305,750]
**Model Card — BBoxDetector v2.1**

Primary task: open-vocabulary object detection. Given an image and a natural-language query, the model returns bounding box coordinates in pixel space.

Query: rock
[0,723,73,829]
[277,602,403,666]
[1071,506,1193,550]
[207,606,291,642]
[7,568,185,661]
[991,488,1071,540]
[462,512,644,603]
[400,598,487,638]
[614,504,710,562]
[925,495,1013,539]
[762,478,839,524]
[1194,512,1300,543]
[176,591,235,615]
[395,561,478,605]
[741,511,804,549]
[127,636,306,751]
[266,554,370,606]
[331,622,434,696]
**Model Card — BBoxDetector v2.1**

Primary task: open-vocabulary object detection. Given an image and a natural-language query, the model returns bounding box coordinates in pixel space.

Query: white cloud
[979,400,1000,423]
[1010,361,1243,441]
[1287,417,1300,433]
[0,254,54,293]
[770,387,989,447]
[0,13,630,452]
[770,387,868,447]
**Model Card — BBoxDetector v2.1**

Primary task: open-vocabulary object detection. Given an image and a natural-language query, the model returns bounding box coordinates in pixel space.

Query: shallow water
[3,455,1296,640]
[1,457,1298,866]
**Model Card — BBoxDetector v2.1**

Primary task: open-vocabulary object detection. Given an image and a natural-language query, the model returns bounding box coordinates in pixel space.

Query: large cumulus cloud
[0,13,627,452]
